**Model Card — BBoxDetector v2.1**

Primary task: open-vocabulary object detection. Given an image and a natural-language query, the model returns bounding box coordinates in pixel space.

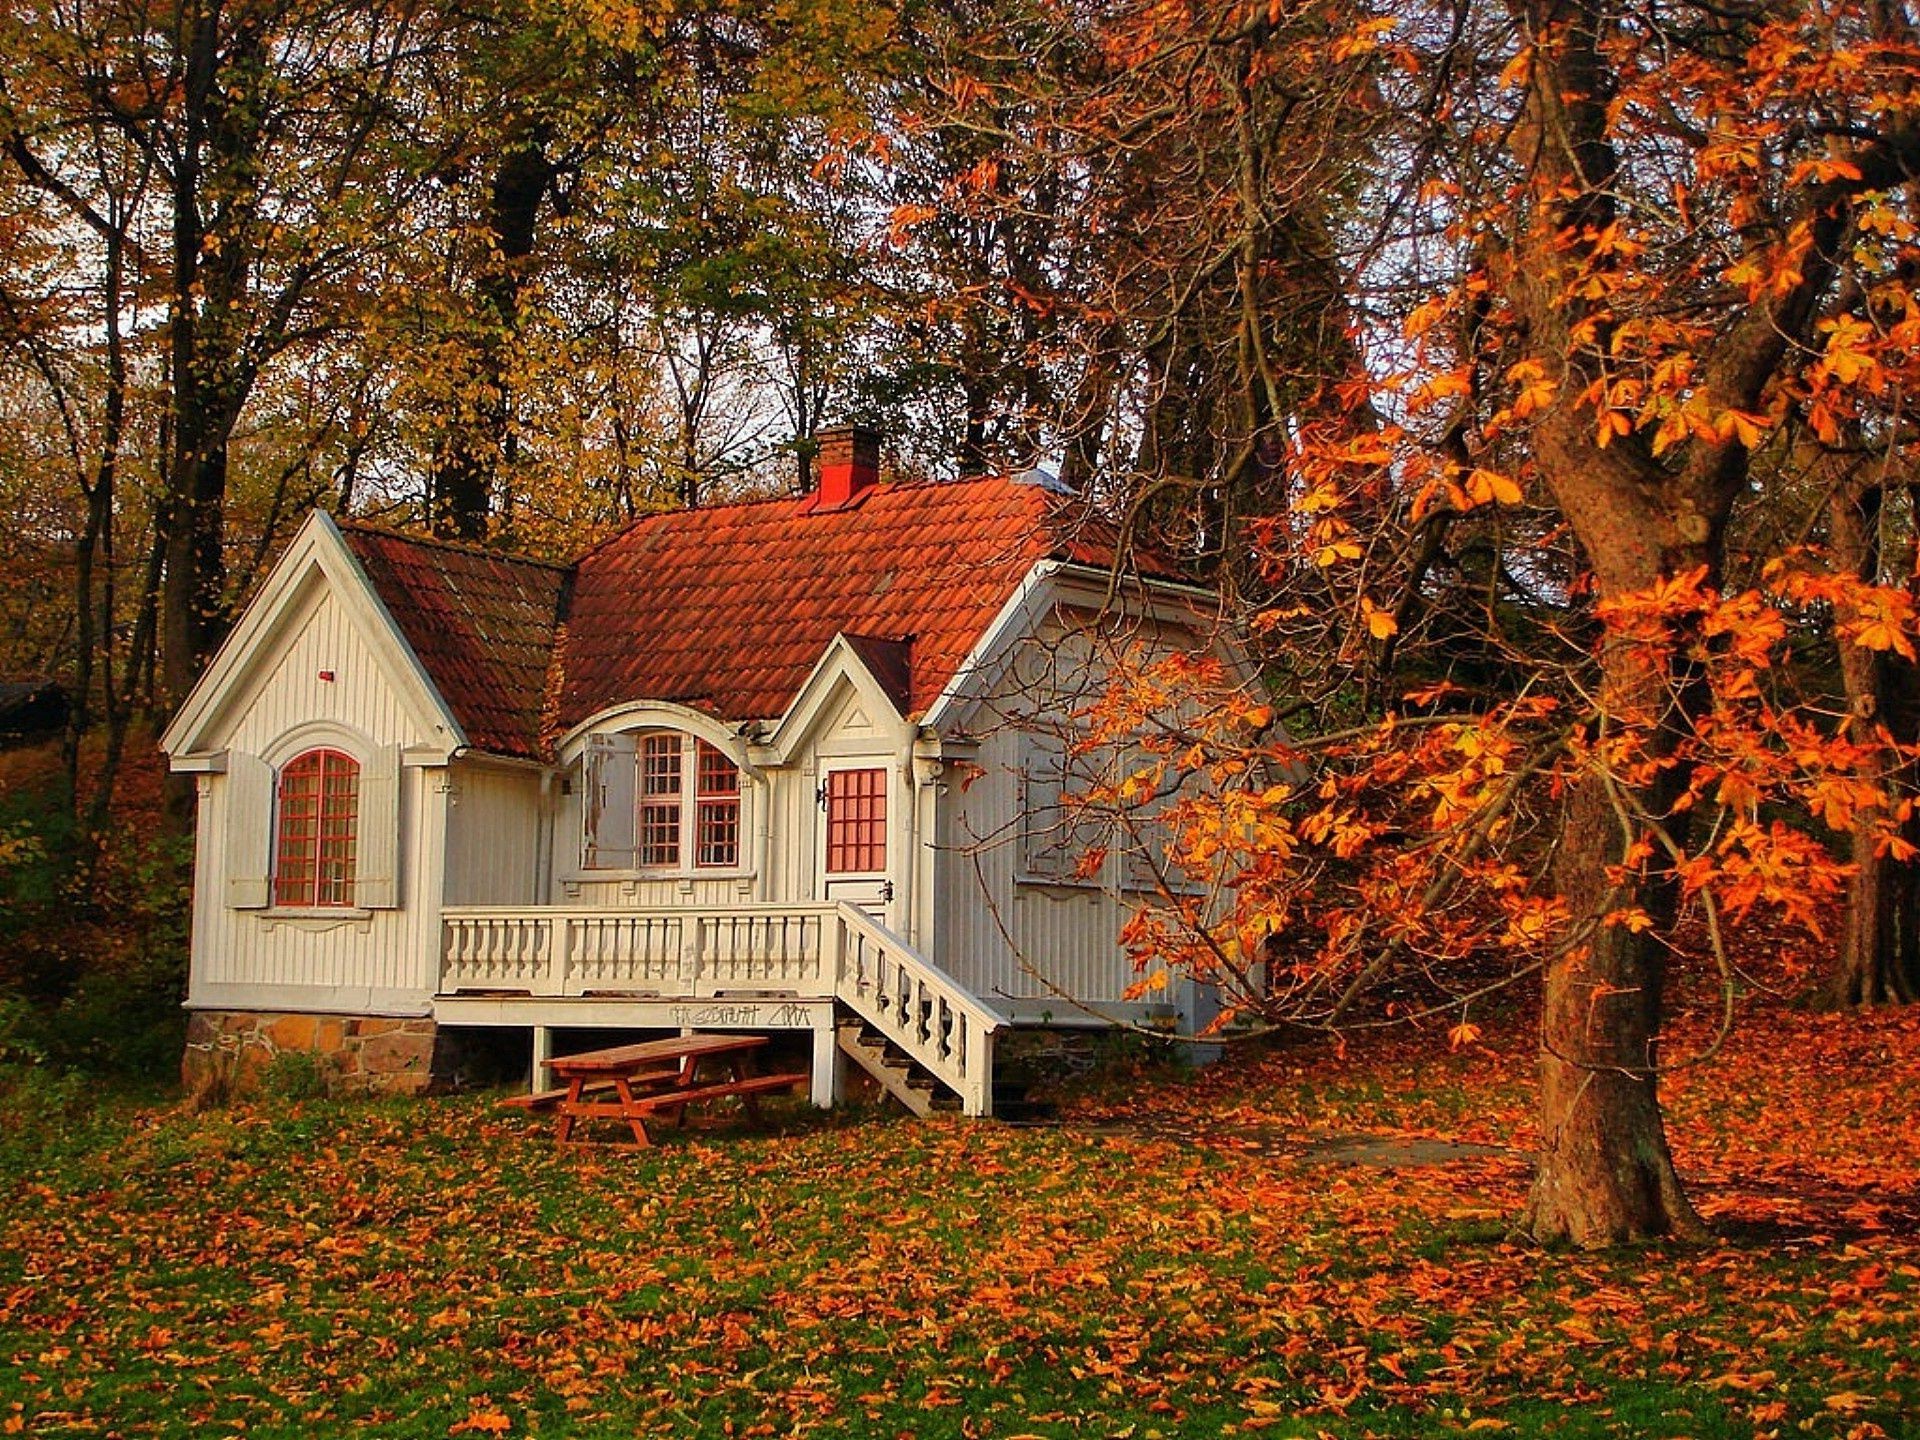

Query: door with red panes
[819,765,894,923]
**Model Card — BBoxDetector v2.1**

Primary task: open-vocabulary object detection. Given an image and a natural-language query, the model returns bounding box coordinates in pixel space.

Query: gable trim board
[555,698,752,770]
[161,511,465,764]
[760,632,923,766]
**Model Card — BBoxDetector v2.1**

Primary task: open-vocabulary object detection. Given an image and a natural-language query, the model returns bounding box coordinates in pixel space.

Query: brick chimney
[805,425,882,512]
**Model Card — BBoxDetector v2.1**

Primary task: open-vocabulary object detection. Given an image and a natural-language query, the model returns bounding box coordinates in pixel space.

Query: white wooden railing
[832,904,1006,1116]
[441,904,834,998]
[440,902,1006,1115]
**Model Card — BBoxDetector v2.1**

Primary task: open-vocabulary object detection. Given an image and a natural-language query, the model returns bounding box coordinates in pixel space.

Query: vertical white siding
[933,608,1210,1014]
[228,589,417,756]
[187,583,447,1016]
[443,762,543,906]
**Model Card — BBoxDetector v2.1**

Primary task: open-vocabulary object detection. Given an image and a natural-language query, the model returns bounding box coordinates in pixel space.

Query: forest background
[2,0,1918,1250]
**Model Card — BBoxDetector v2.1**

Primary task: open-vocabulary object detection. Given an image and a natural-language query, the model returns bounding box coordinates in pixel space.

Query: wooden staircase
[830,904,1008,1116]
[835,1019,961,1117]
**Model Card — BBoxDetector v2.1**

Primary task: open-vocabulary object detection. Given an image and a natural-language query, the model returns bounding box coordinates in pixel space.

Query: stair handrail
[832,904,1010,1116]
[833,904,1012,1033]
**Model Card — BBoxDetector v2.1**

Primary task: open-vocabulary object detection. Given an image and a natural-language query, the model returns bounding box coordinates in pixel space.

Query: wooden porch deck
[437,902,1008,1116]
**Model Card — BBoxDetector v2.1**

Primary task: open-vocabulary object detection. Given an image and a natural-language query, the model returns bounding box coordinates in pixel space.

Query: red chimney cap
[801,425,883,513]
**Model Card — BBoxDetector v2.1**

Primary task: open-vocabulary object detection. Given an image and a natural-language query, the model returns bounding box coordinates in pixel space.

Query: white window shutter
[355,743,403,909]
[224,752,273,909]
[582,732,636,868]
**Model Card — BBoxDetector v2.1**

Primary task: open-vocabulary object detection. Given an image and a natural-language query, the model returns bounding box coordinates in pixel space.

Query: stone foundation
[182,1010,454,1098]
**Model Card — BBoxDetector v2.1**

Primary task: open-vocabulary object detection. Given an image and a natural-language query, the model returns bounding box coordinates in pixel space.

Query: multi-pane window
[587,731,744,872]
[695,741,741,868]
[825,768,887,873]
[638,733,683,867]
[274,748,359,907]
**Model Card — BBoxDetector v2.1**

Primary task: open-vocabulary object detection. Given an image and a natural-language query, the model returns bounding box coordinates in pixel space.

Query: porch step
[836,1021,961,1117]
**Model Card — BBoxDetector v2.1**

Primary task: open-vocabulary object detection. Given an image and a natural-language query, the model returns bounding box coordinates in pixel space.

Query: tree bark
[1824,475,1920,1007]
[430,139,555,539]
[1521,660,1708,1244]
[1495,0,1857,1243]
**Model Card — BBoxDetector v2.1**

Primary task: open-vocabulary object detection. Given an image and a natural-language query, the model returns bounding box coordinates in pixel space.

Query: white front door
[819,764,893,922]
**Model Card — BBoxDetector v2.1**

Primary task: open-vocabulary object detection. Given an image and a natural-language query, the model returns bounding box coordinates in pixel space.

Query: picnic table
[501,1033,808,1147]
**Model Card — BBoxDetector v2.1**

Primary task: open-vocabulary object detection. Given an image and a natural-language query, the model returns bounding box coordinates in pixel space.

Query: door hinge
[816,781,830,810]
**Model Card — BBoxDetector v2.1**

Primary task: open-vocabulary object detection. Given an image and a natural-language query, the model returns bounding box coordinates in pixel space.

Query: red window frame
[825,768,887,874]
[274,748,359,907]
[638,733,682,868]
[694,740,741,869]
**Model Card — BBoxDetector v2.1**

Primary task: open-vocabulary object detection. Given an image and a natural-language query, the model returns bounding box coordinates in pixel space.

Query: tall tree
[1046,0,1920,1246]
[1,0,459,711]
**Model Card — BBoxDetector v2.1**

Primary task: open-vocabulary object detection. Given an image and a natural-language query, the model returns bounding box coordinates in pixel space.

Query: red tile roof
[338,476,1188,758]
[339,524,569,760]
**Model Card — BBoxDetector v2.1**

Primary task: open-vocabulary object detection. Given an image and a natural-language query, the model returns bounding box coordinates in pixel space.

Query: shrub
[260,1049,332,1101]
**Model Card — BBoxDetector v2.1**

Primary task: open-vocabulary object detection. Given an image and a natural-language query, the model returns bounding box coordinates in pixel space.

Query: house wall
[937,719,1154,1017]
[548,678,918,929]
[444,759,545,907]
[931,602,1227,1027]
[537,595,1226,1032]
[186,583,448,1020]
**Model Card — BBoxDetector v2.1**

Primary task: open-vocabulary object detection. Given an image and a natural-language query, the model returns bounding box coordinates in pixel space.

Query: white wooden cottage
[160,429,1247,1115]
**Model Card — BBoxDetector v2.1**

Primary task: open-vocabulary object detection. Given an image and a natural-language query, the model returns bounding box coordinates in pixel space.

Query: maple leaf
[450,1410,512,1436]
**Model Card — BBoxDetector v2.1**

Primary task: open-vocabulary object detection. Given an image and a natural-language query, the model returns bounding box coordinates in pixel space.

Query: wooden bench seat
[625,1070,810,1114]
[498,1067,682,1112]
[552,1071,810,1122]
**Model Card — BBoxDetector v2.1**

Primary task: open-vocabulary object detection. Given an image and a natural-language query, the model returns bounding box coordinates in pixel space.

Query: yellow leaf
[1364,599,1398,639]
[1467,469,1523,506]
[1593,409,1633,449]
[1853,618,1917,661]
[1715,409,1768,449]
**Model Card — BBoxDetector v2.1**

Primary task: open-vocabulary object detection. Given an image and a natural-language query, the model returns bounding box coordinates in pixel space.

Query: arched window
[274,748,360,906]
[636,733,741,869]
[584,731,742,871]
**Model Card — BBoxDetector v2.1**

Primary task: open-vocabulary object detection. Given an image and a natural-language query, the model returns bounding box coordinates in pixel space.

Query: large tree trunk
[1498,0,1853,1243]
[1830,821,1920,1007]
[431,140,555,539]
[1522,717,1708,1245]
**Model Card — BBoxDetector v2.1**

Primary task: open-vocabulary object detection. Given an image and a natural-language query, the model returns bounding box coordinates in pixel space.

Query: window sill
[1014,872,1202,898]
[564,869,755,883]
[257,907,376,933]
[1014,870,1109,893]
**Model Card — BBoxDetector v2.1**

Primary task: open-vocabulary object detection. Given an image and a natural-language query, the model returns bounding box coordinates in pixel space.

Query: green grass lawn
[2,1003,1916,1438]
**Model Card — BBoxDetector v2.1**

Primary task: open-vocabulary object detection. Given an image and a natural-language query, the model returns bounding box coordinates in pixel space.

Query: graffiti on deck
[669,1001,819,1029]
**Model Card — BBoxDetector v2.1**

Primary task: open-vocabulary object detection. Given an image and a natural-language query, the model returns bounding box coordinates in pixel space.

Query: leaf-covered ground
[1,1001,1915,1439]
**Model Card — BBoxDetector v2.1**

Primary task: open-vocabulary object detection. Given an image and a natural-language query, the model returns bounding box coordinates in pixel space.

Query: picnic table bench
[500,1033,807,1147]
